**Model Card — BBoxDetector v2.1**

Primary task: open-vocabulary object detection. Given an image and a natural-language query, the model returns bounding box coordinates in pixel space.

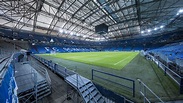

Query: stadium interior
[0,0,183,103]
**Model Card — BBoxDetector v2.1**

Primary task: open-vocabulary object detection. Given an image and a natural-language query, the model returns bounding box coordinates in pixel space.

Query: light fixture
[59,29,63,33]
[160,25,164,28]
[141,31,144,33]
[50,38,54,42]
[154,27,157,30]
[147,29,151,32]
[178,9,183,13]
[70,32,73,35]
[176,9,183,15]
[65,30,68,34]
[32,43,35,45]
[76,34,80,36]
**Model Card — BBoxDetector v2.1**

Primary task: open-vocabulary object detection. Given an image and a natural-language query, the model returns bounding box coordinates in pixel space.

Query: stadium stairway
[36,80,51,100]
[15,61,52,102]
[18,79,51,102]
[65,74,107,103]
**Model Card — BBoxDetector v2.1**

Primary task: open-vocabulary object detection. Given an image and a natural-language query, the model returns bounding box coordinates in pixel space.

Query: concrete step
[37,90,51,99]
[37,88,51,97]
[37,83,48,90]
[38,85,49,92]
[95,93,102,102]
[19,90,34,99]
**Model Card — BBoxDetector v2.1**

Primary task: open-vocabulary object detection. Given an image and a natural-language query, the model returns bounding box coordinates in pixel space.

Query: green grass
[40,52,139,70]
[38,52,181,102]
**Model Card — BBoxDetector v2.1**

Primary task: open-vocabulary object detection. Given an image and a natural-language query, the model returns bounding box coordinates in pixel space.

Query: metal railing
[76,73,93,102]
[0,53,13,84]
[92,69,135,97]
[15,72,37,93]
[137,79,164,103]
[32,63,51,87]
[147,53,183,94]
[32,54,101,103]
[61,68,95,103]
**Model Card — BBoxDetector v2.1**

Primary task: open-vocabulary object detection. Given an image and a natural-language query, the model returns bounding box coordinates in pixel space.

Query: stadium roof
[0,0,183,41]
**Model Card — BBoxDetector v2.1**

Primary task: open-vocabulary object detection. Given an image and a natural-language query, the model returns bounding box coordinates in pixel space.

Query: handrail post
[144,85,146,103]
[137,79,164,103]
[34,72,38,103]
[180,78,183,94]
[77,73,78,88]
[91,69,93,80]
[164,66,167,76]
[133,81,135,97]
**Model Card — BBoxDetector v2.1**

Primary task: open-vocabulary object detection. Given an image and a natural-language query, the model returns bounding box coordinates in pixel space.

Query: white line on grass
[114,55,134,65]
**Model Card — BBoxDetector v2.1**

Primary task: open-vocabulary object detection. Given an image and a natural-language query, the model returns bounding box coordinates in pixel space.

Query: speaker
[95,23,108,34]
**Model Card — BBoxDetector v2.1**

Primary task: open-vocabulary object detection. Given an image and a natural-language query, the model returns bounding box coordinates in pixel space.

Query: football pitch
[40,52,139,70]
[38,52,181,102]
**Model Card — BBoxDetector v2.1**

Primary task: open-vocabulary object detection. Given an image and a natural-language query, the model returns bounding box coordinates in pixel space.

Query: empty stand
[144,43,183,94]
[149,42,183,74]
[31,44,97,54]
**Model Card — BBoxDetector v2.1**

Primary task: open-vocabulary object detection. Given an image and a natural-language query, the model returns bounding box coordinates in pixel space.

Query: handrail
[77,73,96,102]
[32,63,51,87]
[0,54,14,84]
[64,69,95,102]
[137,79,164,103]
[32,54,97,102]
[52,63,96,103]
[92,69,135,97]
[147,53,182,81]
[92,69,134,82]
[148,53,182,78]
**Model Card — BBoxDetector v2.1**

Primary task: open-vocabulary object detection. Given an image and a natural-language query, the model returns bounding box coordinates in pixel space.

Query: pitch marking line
[114,55,134,65]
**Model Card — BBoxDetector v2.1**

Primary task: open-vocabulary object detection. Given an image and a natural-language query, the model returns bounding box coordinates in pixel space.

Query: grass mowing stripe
[114,54,136,65]
[38,52,181,102]
[40,52,139,70]
[149,60,179,100]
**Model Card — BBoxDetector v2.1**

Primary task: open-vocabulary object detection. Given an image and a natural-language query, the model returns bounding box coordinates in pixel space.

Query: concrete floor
[15,62,45,94]
[30,57,83,103]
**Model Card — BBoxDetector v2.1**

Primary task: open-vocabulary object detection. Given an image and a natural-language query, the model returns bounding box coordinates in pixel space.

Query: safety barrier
[32,63,51,87]
[137,79,164,103]
[147,53,183,94]
[0,54,18,103]
[32,55,75,78]
[32,55,135,103]
[92,69,135,97]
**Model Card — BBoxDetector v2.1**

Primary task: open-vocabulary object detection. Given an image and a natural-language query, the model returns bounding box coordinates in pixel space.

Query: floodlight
[59,29,63,33]
[147,29,151,32]
[178,9,183,13]
[141,31,144,33]
[176,9,183,15]
[76,34,80,36]
[65,30,68,34]
[154,27,157,30]
[50,38,54,42]
[160,25,164,28]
